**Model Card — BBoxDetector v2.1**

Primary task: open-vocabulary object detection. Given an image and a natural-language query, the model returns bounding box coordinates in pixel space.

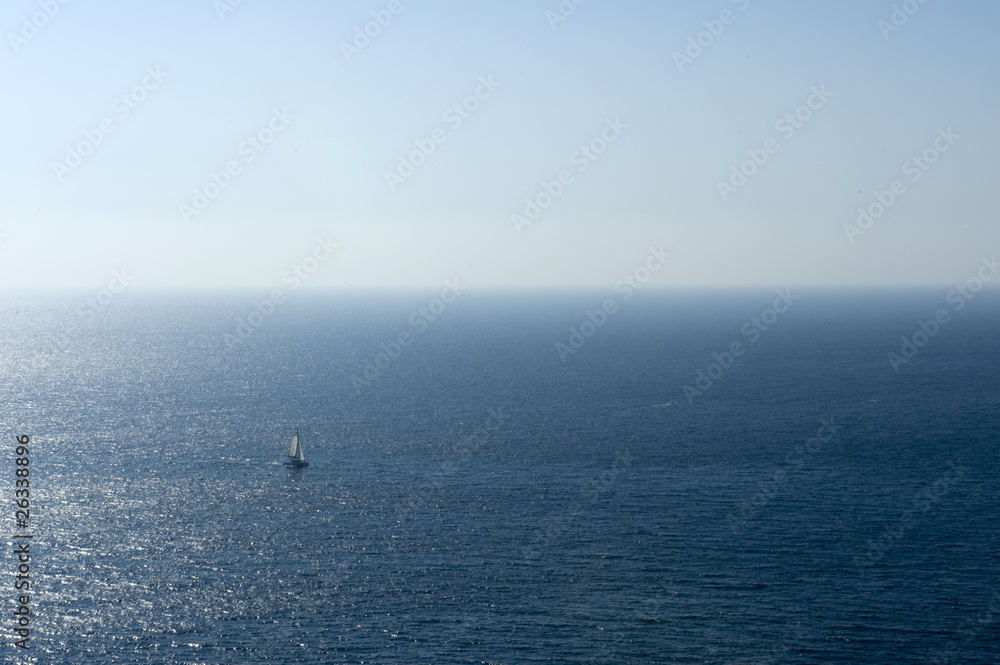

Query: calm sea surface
[1,290,998,663]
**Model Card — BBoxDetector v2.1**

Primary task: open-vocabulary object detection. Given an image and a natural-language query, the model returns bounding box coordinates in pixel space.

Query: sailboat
[285,428,308,467]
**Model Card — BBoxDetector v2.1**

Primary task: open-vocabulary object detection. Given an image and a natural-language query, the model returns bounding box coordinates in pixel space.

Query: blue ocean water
[2,290,999,664]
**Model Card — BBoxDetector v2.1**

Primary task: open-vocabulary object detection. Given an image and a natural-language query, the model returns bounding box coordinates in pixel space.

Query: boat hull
[284,459,309,467]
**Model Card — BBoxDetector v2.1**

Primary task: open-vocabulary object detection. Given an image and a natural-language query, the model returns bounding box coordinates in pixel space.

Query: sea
[1,289,998,664]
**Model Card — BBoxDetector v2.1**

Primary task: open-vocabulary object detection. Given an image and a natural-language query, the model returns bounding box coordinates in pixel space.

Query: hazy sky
[1,0,997,290]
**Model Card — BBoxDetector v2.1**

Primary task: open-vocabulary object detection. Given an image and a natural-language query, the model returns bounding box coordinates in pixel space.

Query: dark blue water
[2,290,998,663]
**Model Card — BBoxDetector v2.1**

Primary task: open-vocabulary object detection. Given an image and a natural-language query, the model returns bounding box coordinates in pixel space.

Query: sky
[1,0,997,291]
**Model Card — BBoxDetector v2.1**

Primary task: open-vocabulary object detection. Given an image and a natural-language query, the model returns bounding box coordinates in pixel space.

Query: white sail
[284,429,308,466]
